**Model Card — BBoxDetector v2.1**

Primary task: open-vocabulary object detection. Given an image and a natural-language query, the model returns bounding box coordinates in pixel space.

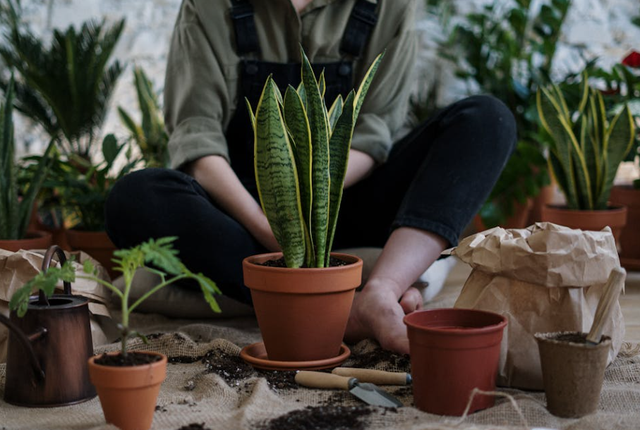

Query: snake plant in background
[247,49,383,268]
[0,74,54,240]
[118,67,170,168]
[537,73,636,210]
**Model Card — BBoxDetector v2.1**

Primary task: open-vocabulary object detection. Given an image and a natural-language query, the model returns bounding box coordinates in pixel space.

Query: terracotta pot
[88,351,167,430]
[540,205,627,246]
[609,185,640,270]
[242,252,363,362]
[0,230,52,252]
[66,229,117,279]
[527,184,556,225]
[535,332,611,418]
[403,308,507,416]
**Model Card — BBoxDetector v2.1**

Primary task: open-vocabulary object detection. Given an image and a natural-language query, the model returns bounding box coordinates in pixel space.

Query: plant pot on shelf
[609,185,640,270]
[65,229,117,279]
[403,308,507,416]
[242,252,362,362]
[0,231,52,252]
[535,332,611,418]
[88,351,167,430]
[541,205,628,247]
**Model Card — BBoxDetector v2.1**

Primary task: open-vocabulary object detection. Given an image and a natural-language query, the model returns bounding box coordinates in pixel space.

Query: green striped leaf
[301,49,330,267]
[328,95,343,132]
[354,52,384,120]
[326,91,355,263]
[284,85,314,266]
[254,77,305,268]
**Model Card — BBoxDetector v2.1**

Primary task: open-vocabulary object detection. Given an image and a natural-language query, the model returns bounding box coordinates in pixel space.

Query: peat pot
[88,351,167,430]
[535,332,611,418]
[404,308,507,416]
[242,252,363,362]
[0,246,95,407]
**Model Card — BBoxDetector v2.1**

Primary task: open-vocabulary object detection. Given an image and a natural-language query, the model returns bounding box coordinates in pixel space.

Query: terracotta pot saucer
[240,342,350,371]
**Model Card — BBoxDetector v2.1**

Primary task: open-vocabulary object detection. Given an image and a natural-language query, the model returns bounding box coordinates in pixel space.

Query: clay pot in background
[404,308,507,416]
[541,205,627,247]
[242,252,362,362]
[88,351,167,430]
[535,332,611,418]
[609,185,640,270]
[66,229,117,280]
[0,231,52,252]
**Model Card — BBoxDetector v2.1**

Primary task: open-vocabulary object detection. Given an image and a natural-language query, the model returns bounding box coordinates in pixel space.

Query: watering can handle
[38,246,72,305]
[0,314,46,381]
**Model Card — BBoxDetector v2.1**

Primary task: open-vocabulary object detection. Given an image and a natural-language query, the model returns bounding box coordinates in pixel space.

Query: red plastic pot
[404,308,507,416]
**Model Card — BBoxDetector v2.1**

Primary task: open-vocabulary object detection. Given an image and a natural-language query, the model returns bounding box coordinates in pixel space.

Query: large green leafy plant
[0,3,124,159]
[0,75,54,240]
[118,66,170,168]
[247,50,382,268]
[10,237,221,356]
[439,0,572,227]
[537,73,636,210]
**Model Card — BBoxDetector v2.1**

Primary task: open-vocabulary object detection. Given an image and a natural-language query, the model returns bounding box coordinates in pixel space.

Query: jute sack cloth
[0,248,114,362]
[2,326,640,430]
[453,222,625,390]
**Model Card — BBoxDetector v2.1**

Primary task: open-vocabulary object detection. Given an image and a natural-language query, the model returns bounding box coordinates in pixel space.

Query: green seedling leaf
[140,236,182,275]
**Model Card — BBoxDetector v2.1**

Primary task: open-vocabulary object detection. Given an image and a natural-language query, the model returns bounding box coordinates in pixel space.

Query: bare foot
[345,283,422,355]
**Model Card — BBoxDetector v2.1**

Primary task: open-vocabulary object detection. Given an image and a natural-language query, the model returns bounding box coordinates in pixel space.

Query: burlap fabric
[1,314,640,430]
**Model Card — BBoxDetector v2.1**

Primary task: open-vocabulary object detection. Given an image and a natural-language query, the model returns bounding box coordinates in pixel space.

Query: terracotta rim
[404,308,507,336]
[240,342,351,371]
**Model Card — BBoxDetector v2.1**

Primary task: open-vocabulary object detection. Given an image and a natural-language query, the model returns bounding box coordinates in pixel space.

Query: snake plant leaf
[581,111,599,204]
[537,87,578,208]
[297,82,307,110]
[284,85,314,266]
[301,49,330,267]
[318,70,326,100]
[328,95,344,132]
[354,52,384,120]
[245,98,256,133]
[255,77,306,268]
[326,91,356,263]
[558,113,593,209]
[595,104,635,208]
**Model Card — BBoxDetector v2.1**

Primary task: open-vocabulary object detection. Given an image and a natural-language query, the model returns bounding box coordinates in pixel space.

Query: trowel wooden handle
[295,371,351,390]
[587,267,626,344]
[332,367,411,385]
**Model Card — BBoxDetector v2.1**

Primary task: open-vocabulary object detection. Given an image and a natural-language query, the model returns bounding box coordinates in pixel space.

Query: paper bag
[453,222,625,390]
[0,248,115,363]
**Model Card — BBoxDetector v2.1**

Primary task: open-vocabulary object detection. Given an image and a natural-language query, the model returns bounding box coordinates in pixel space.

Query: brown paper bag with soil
[0,248,115,362]
[453,222,625,390]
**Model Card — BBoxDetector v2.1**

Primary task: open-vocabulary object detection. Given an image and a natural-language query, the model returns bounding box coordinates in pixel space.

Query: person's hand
[344,279,423,354]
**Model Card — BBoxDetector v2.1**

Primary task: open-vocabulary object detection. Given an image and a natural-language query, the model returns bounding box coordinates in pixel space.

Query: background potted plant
[10,236,221,430]
[438,0,571,228]
[241,50,382,363]
[0,74,55,251]
[537,71,636,243]
[118,66,170,169]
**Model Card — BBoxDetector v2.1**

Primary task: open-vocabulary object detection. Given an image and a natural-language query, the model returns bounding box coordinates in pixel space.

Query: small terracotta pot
[541,205,627,246]
[243,252,362,362]
[404,308,507,416]
[609,185,640,270]
[0,231,52,252]
[535,332,611,418]
[88,351,167,430]
[66,229,117,279]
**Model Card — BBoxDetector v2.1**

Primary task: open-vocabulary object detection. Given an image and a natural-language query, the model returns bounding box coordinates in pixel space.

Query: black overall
[105,0,516,304]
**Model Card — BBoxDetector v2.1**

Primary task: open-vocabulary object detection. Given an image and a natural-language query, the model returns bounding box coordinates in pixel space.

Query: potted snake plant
[537,71,636,244]
[241,49,382,363]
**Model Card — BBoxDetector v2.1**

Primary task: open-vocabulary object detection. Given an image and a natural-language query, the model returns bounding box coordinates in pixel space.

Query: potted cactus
[241,49,382,363]
[537,72,636,243]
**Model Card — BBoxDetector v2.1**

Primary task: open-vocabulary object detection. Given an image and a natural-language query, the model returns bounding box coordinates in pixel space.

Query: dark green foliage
[10,263,76,317]
[439,0,572,227]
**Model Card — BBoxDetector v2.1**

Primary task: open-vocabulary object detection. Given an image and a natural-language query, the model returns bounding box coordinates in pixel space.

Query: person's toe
[399,286,423,314]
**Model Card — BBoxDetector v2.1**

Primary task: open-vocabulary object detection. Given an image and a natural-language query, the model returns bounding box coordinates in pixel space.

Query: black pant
[105,95,516,303]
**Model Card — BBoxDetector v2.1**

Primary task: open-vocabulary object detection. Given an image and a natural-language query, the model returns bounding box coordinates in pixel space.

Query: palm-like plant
[118,67,170,168]
[0,12,125,159]
[0,74,54,240]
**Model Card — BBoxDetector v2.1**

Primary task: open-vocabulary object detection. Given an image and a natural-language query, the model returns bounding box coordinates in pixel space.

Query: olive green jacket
[165,0,418,170]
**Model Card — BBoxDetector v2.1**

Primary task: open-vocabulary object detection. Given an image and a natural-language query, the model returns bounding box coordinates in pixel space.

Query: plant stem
[128,274,188,314]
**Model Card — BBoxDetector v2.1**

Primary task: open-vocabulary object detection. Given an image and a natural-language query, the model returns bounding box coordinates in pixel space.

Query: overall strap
[229,0,260,56]
[340,0,378,58]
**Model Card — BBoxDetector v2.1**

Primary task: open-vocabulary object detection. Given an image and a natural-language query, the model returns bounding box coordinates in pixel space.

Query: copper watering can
[0,245,96,407]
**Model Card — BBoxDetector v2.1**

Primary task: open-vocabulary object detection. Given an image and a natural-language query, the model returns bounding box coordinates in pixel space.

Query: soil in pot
[88,351,167,430]
[535,331,611,418]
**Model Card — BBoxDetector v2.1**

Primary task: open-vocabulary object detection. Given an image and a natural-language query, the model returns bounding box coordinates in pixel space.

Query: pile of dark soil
[346,347,410,371]
[176,424,212,430]
[256,405,372,430]
[259,256,348,268]
[94,351,163,366]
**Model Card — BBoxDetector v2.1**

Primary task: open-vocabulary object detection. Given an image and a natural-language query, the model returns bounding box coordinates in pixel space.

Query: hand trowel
[295,371,404,408]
